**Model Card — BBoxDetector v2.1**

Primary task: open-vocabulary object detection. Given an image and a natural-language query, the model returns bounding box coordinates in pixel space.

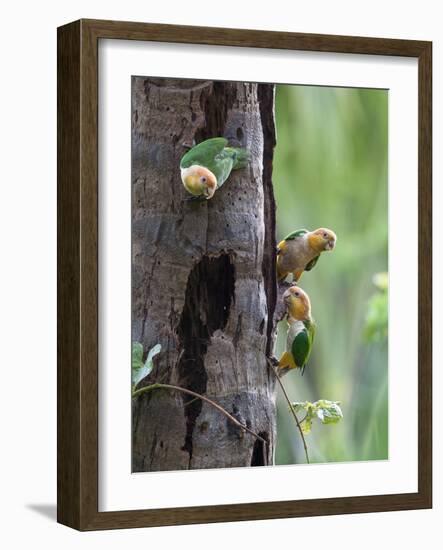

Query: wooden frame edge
[417,40,432,510]
[57,19,432,531]
[57,19,82,529]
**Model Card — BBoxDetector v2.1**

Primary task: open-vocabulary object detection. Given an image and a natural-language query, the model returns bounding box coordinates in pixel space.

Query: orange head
[181,165,217,199]
[307,228,337,253]
[283,285,312,321]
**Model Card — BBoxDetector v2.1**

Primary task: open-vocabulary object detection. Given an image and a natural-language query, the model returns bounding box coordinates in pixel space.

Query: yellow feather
[277,240,287,252]
[278,351,297,370]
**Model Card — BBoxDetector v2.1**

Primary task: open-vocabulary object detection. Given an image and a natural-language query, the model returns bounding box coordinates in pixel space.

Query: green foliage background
[273,84,388,464]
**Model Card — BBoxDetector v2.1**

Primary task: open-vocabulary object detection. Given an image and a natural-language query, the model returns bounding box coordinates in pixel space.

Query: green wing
[291,329,311,369]
[307,320,316,347]
[211,149,236,187]
[305,255,320,271]
[291,321,315,373]
[284,228,308,241]
[180,137,228,169]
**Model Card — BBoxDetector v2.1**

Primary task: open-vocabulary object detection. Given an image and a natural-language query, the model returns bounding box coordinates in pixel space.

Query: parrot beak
[326,238,336,250]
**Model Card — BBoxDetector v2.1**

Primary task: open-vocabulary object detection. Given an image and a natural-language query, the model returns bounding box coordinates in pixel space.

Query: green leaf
[291,399,343,434]
[132,342,161,389]
[314,400,343,425]
[146,344,161,371]
[291,401,315,434]
[132,342,143,366]
[300,415,313,434]
[291,401,310,414]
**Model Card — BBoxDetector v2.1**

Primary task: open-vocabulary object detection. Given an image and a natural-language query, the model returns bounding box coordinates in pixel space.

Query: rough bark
[132,77,277,471]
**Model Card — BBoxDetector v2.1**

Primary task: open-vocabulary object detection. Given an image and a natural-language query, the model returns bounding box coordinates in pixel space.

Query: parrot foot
[267,356,290,378]
[267,355,279,367]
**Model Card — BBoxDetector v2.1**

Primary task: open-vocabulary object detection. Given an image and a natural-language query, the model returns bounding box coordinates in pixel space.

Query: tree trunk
[132,77,277,471]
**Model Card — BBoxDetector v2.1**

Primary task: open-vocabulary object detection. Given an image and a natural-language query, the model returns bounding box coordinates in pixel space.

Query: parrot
[278,285,316,376]
[276,227,337,282]
[180,137,249,200]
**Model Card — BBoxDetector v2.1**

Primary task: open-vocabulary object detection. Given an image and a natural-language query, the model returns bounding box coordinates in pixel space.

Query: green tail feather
[225,147,250,169]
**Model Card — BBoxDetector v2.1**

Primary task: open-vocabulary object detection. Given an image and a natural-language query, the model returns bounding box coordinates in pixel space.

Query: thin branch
[132,383,267,446]
[267,359,310,464]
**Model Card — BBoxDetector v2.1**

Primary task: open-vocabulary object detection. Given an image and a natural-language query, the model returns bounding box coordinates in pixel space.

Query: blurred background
[273,84,388,465]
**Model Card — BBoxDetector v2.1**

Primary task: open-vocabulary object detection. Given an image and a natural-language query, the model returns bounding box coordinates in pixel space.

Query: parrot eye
[294,291,300,297]
[323,232,328,238]
[200,176,207,183]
